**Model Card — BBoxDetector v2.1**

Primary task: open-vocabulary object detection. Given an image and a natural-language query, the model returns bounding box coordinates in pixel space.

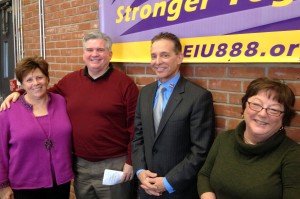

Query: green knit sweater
[198,121,300,199]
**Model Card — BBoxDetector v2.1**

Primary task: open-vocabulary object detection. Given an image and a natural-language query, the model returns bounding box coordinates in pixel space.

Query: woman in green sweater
[198,77,300,199]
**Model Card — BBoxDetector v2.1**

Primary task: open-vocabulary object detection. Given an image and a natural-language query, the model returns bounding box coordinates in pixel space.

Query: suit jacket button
[153,149,157,154]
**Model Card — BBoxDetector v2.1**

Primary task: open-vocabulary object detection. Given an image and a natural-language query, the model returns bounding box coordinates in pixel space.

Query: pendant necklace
[21,94,54,150]
[35,114,54,151]
[44,137,54,150]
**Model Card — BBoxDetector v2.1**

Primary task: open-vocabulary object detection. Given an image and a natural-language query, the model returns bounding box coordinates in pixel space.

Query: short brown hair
[241,77,296,126]
[151,32,182,54]
[15,56,49,83]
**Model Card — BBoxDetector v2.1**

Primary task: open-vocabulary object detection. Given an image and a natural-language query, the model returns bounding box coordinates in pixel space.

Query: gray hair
[82,32,112,51]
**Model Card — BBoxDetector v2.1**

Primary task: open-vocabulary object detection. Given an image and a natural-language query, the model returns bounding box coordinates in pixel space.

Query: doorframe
[0,0,23,103]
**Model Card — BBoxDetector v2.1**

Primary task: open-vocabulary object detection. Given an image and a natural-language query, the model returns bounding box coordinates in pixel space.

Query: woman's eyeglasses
[247,101,284,117]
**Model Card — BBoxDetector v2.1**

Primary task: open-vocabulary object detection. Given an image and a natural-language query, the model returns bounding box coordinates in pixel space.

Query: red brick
[229,93,244,105]
[66,57,81,64]
[48,49,61,56]
[54,56,65,63]
[126,66,146,75]
[146,66,156,75]
[46,42,56,49]
[228,66,264,78]
[61,50,73,56]
[287,83,300,95]
[54,71,71,79]
[46,57,55,63]
[227,119,242,130]
[45,0,60,7]
[294,98,300,111]
[78,23,92,30]
[49,77,60,85]
[214,104,243,118]
[47,4,60,13]
[180,65,194,77]
[72,65,85,71]
[66,49,80,57]
[56,41,67,48]
[60,65,74,72]
[76,6,91,14]
[286,127,300,142]
[242,80,252,92]
[211,92,227,103]
[269,67,300,80]
[195,65,226,77]
[209,80,241,92]
[61,2,72,9]
[71,0,85,7]
[49,64,61,71]
[136,77,156,86]
[290,114,300,127]
[215,117,226,129]
[188,79,207,89]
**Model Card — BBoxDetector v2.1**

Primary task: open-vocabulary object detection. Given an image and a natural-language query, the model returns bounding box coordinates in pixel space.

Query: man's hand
[200,192,217,199]
[138,170,162,196]
[144,176,166,194]
[0,92,20,111]
[0,186,14,199]
[121,163,133,182]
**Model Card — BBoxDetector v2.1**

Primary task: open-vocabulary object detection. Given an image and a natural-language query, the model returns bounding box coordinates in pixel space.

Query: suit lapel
[147,83,158,140]
[155,77,186,139]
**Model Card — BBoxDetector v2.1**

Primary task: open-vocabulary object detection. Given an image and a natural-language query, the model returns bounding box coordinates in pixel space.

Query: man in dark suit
[132,32,215,199]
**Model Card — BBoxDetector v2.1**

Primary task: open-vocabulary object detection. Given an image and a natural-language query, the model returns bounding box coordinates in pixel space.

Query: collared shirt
[153,72,181,111]
[83,63,113,81]
[138,72,181,194]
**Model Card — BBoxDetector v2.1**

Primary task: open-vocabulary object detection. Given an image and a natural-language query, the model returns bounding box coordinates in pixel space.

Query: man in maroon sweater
[0,32,139,199]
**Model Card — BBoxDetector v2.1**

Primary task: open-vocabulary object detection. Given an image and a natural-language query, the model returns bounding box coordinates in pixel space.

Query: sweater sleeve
[197,133,221,195]
[0,112,10,188]
[282,143,300,199]
[124,81,139,165]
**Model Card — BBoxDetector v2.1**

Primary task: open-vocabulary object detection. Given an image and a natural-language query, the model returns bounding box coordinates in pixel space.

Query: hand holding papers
[102,169,124,185]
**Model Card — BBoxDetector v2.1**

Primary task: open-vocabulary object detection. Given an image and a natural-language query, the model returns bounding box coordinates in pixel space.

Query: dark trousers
[13,181,70,199]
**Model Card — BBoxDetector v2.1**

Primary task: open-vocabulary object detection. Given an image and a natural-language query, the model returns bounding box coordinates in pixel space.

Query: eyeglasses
[247,101,284,117]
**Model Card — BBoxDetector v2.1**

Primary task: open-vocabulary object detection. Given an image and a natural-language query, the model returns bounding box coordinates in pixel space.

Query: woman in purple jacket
[0,56,73,199]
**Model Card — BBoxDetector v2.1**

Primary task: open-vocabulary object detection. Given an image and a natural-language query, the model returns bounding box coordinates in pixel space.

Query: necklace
[36,115,54,150]
[21,94,54,150]
[36,115,53,150]
[243,135,258,145]
[44,138,54,150]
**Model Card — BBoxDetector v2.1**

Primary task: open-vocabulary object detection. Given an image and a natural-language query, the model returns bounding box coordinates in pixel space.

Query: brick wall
[125,62,300,141]
[22,0,99,81]
[21,0,300,143]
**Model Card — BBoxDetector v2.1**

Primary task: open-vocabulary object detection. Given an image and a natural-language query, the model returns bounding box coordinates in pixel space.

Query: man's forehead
[151,50,170,55]
[152,39,175,49]
[151,46,175,55]
[86,39,105,45]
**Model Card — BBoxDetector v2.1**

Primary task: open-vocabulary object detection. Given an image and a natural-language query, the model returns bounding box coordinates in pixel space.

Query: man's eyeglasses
[247,101,284,117]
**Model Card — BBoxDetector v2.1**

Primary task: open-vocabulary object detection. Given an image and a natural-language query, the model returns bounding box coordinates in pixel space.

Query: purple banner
[99,0,300,43]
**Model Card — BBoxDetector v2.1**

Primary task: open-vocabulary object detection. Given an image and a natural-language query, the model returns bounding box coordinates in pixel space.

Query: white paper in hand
[102,169,123,185]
